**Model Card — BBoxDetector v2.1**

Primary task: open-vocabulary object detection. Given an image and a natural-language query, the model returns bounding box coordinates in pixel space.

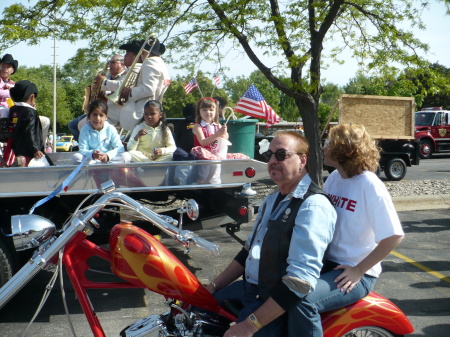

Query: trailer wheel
[0,239,13,287]
[419,139,433,159]
[385,158,407,181]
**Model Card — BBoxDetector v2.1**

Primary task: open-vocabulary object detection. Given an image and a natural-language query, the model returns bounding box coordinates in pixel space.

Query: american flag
[184,78,199,95]
[234,84,280,127]
[213,76,221,87]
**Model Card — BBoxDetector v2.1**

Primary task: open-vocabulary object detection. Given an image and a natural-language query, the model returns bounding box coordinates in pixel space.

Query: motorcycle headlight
[10,215,56,251]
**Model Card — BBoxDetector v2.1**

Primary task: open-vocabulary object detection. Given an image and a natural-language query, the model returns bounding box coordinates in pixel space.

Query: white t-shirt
[324,170,404,277]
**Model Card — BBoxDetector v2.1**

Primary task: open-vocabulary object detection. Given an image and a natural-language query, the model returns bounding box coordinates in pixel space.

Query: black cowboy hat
[119,39,166,56]
[1,54,18,74]
[10,80,38,102]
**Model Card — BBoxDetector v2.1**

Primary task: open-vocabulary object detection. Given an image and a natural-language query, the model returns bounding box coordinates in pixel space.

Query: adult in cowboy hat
[108,37,170,131]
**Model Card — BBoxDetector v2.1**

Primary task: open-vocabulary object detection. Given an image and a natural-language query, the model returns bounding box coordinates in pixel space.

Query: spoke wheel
[342,326,400,337]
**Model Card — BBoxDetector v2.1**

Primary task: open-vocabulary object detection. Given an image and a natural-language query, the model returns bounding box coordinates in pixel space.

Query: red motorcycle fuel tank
[109,222,235,320]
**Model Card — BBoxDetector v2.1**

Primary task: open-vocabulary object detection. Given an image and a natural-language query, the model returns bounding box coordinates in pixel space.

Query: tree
[0,0,430,182]
[404,63,450,109]
[343,64,450,109]
[11,66,73,132]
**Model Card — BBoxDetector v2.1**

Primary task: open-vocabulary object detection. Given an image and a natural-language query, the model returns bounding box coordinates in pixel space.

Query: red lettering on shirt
[328,193,357,212]
[346,199,357,212]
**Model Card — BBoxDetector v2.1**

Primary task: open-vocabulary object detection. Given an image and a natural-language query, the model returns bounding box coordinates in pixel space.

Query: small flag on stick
[184,78,199,95]
[213,76,221,87]
[234,84,280,127]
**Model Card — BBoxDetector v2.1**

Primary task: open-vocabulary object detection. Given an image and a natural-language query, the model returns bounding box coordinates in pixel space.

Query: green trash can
[224,118,258,158]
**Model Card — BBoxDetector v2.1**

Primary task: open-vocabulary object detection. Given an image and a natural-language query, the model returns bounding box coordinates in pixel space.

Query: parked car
[56,135,77,152]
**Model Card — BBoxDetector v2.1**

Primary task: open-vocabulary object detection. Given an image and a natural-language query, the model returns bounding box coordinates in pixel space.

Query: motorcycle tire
[0,239,13,287]
[341,326,403,337]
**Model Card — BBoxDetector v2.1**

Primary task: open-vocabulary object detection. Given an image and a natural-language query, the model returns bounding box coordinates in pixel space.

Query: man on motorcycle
[206,131,337,337]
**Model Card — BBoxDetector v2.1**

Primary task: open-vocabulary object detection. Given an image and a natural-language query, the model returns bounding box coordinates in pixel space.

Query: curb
[392,194,450,212]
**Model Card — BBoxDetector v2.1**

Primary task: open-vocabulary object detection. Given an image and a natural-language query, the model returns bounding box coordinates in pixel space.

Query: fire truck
[415,107,450,158]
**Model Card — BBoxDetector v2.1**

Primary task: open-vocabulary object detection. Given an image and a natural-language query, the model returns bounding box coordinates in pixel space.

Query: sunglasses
[262,149,301,161]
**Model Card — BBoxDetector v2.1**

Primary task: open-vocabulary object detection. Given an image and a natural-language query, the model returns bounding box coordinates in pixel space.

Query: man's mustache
[269,164,281,171]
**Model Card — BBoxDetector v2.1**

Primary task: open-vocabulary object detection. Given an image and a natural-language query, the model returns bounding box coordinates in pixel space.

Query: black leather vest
[257,182,328,300]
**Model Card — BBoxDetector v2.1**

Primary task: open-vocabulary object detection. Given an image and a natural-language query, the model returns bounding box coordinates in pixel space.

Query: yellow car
[56,135,77,152]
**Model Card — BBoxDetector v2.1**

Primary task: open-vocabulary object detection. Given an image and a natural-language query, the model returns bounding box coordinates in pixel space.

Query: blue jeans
[214,281,321,337]
[306,269,376,313]
[68,114,86,142]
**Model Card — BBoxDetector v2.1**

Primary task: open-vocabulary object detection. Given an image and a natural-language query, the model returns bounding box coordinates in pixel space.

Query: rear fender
[321,292,414,337]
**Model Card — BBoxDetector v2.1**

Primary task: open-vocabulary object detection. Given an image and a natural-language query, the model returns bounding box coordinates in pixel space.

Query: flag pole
[196,78,204,97]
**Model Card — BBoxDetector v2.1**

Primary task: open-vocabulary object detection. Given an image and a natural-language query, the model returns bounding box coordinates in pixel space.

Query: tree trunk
[295,96,323,185]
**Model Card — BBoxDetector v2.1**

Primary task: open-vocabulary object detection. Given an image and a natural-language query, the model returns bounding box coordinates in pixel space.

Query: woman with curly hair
[302,123,404,321]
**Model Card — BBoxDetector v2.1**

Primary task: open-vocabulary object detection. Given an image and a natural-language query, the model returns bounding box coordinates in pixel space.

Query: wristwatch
[248,313,263,330]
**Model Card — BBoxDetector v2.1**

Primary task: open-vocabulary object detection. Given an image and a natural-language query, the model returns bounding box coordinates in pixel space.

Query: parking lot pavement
[0,208,448,336]
[378,208,450,337]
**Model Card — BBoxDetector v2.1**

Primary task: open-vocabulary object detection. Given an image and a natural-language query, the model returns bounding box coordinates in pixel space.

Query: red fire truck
[415,107,450,158]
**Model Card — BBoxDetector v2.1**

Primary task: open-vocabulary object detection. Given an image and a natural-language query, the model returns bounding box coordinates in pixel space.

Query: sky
[1,1,449,86]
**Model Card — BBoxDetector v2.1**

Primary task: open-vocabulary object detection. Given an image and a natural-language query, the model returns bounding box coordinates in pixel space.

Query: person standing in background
[114,38,170,131]
[68,54,127,141]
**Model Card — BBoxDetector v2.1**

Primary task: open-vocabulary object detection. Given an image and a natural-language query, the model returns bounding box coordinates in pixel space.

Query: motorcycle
[0,180,414,337]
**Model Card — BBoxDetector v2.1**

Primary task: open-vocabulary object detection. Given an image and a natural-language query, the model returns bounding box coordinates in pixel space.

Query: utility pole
[52,37,57,152]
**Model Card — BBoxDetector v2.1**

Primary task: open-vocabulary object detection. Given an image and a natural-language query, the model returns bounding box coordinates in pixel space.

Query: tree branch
[206,0,295,97]
[268,0,302,83]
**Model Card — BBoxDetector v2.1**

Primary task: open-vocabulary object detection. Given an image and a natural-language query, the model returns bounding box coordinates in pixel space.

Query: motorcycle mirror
[9,214,56,251]
[185,199,199,221]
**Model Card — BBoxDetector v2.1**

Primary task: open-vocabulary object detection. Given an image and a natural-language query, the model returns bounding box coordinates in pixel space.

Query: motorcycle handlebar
[194,237,221,256]
[76,191,221,256]
[177,231,221,256]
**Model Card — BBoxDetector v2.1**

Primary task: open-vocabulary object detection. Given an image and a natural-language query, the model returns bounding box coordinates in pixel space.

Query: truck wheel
[0,239,13,287]
[419,139,433,159]
[385,158,407,181]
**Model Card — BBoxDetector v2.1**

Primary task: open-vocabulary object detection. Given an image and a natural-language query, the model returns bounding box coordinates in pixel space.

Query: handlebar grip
[192,236,221,256]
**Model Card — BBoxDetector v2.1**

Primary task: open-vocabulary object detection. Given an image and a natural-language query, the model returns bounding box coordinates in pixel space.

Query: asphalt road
[384,153,450,181]
[0,207,448,337]
[326,153,450,182]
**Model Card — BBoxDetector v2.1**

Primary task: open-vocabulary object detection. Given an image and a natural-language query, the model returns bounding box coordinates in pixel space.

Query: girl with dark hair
[127,100,176,162]
[72,99,130,164]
